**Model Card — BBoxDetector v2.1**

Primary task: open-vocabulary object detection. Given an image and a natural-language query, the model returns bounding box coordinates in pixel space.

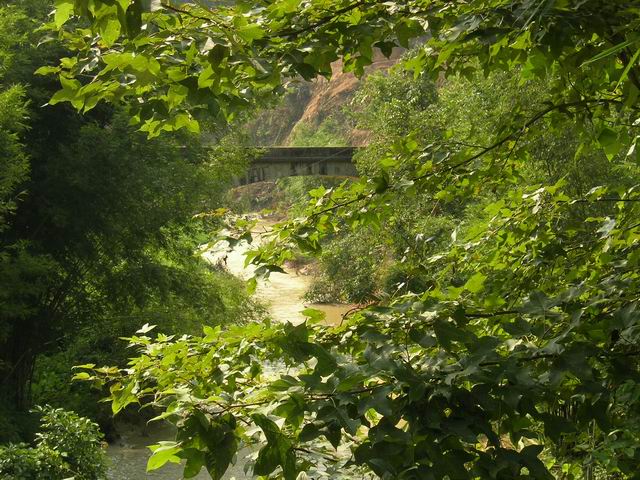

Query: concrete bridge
[239,146,358,184]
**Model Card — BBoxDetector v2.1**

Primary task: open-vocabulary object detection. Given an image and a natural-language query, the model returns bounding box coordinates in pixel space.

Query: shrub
[288,117,349,147]
[276,175,352,215]
[227,175,352,214]
[0,406,107,480]
[306,227,385,303]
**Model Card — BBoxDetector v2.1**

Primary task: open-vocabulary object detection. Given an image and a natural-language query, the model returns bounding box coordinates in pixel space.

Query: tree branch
[161,3,216,23]
[414,97,622,182]
[479,348,640,368]
[303,98,622,222]
[464,310,520,318]
[275,0,371,38]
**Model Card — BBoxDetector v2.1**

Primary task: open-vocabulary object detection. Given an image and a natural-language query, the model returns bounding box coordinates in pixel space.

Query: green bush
[29,264,264,435]
[288,117,349,147]
[306,227,385,303]
[305,201,458,302]
[276,175,352,215]
[276,175,348,201]
[0,406,107,480]
[227,175,352,215]
[0,444,52,479]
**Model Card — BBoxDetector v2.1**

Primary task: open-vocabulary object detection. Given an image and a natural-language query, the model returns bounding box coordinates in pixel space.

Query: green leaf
[597,127,621,160]
[464,272,486,293]
[540,414,577,442]
[434,319,475,350]
[111,381,137,414]
[147,442,182,472]
[237,24,265,44]
[597,216,616,237]
[181,449,205,478]
[204,431,237,480]
[253,413,283,444]
[252,414,297,480]
[298,423,321,442]
[173,113,200,133]
[167,84,189,110]
[615,47,640,89]
[254,444,280,476]
[137,323,156,334]
[125,0,143,37]
[99,17,122,47]
[521,291,555,316]
[73,363,96,369]
[247,277,258,294]
[34,66,60,76]
[301,308,326,324]
[582,38,640,66]
[54,0,74,28]
[272,0,300,15]
[198,65,215,89]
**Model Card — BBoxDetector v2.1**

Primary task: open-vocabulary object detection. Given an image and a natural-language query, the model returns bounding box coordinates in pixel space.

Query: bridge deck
[239,146,358,184]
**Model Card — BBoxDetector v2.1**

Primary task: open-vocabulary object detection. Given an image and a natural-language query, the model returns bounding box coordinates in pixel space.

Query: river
[106,216,354,479]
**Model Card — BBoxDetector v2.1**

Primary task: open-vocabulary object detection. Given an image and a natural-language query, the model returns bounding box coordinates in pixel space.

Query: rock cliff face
[287,49,403,146]
[245,49,402,147]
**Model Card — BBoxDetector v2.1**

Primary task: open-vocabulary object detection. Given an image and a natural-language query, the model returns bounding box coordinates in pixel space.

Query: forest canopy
[6,0,640,479]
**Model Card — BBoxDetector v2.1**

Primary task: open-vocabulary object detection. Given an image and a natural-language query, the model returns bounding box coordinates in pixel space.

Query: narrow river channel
[107,216,354,479]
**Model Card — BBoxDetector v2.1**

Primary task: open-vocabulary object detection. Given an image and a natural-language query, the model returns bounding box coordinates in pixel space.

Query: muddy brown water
[203,218,354,326]
[106,218,354,479]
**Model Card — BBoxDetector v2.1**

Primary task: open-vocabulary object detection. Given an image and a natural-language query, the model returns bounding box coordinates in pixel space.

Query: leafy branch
[160,3,213,23]
[298,97,623,224]
[413,97,623,182]
[275,0,371,38]
[478,348,640,368]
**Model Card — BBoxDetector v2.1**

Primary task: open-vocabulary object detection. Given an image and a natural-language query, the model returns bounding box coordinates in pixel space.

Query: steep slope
[289,49,403,146]
[244,49,402,147]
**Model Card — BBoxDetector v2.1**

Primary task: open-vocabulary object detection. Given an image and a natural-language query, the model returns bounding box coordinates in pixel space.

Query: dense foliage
[0,406,107,480]
[27,0,640,479]
[0,0,258,442]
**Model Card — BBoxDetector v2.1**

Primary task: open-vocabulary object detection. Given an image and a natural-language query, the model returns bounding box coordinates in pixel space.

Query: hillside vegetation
[244,50,403,147]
